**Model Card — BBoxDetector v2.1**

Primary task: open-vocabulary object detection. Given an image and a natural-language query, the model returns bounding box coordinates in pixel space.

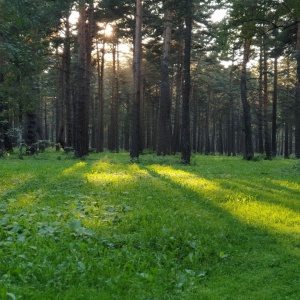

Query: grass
[0,150,300,300]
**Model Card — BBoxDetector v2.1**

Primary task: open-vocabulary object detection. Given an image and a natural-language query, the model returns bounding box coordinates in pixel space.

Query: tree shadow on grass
[219,178,300,213]
[140,164,300,299]
[1,156,300,300]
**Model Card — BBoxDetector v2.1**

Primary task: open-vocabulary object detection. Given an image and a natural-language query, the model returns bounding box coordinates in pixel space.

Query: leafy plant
[0,150,299,299]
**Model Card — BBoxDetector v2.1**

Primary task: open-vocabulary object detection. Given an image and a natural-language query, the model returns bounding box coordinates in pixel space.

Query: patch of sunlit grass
[149,162,300,242]
[221,197,300,235]
[7,191,42,210]
[148,165,219,193]
[85,162,151,187]
[62,161,87,175]
[1,150,300,299]
[0,172,35,195]
[270,179,300,191]
[86,172,133,184]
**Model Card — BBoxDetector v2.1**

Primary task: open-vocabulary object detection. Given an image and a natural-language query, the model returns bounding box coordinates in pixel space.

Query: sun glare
[104,24,114,37]
[211,9,227,22]
[69,10,79,25]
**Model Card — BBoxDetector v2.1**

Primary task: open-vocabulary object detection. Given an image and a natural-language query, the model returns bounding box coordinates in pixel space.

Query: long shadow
[140,164,300,297]
[142,164,300,236]
[166,160,300,214]
[219,179,300,213]
[142,165,290,235]
[1,155,300,298]
[0,159,90,212]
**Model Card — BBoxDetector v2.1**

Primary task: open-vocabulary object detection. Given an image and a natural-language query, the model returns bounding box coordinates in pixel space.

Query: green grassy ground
[0,151,300,299]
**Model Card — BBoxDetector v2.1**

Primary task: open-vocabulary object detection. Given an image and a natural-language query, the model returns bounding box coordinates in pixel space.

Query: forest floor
[0,150,300,300]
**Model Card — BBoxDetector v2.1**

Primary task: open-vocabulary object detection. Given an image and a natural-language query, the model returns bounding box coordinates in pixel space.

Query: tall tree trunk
[64,13,73,148]
[171,41,183,154]
[192,96,198,152]
[284,122,289,158]
[272,56,278,156]
[228,66,236,156]
[55,47,65,150]
[139,51,145,154]
[96,38,105,152]
[284,57,291,159]
[124,94,130,151]
[181,0,192,164]
[0,74,13,153]
[240,39,254,160]
[263,42,271,159]
[205,93,211,155]
[74,0,92,158]
[295,23,300,158]
[258,39,264,154]
[0,40,5,155]
[218,118,224,154]
[25,113,38,154]
[157,9,172,155]
[130,0,142,160]
[44,100,48,141]
[108,41,119,152]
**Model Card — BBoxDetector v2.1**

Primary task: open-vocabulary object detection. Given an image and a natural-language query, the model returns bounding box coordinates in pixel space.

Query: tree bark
[171,41,183,154]
[205,92,211,155]
[74,0,92,158]
[108,41,119,152]
[272,55,278,157]
[263,41,271,159]
[181,0,192,164]
[295,23,300,158]
[227,65,236,156]
[157,9,172,156]
[130,0,142,160]
[55,47,65,150]
[284,57,291,159]
[258,39,264,154]
[240,39,254,160]
[64,13,73,148]
[95,37,105,152]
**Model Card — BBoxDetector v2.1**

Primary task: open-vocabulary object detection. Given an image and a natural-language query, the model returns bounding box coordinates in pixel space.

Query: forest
[1,0,300,162]
[1,1,300,299]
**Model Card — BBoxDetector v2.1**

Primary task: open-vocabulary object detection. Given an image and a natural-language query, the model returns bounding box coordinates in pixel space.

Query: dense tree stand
[181,0,192,165]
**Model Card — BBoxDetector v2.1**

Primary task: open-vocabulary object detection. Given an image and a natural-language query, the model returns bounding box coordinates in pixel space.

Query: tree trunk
[181,0,192,164]
[218,118,224,154]
[258,39,264,154]
[55,47,65,150]
[74,0,91,158]
[96,38,105,152]
[295,23,300,158]
[205,93,211,154]
[0,74,13,154]
[0,42,5,155]
[192,95,198,152]
[108,41,119,152]
[124,94,130,151]
[284,58,291,159]
[228,66,236,156]
[263,42,271,159]
[64,13,73,148]
[272,55,278,156]
[171,41,183,154]
[157,9,172,156]
[25,113,38,154]
[130,0,142,160]
[240,39,254,160]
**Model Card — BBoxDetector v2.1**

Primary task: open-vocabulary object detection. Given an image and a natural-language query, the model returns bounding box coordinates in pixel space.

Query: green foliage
[0,151,300,299]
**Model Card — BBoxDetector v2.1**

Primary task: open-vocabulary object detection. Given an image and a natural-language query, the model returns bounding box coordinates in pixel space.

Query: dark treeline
[0,0,300,161]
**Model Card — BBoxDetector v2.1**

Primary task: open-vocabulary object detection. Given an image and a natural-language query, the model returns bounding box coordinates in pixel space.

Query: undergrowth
[0,150,299,299]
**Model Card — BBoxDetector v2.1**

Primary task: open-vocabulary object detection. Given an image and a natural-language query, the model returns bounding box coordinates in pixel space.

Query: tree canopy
[0,0,299,159]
